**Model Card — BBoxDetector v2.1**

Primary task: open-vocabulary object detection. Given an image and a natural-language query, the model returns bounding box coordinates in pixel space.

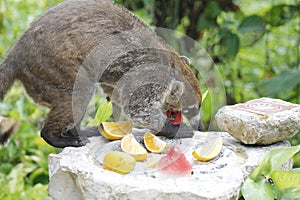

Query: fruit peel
[102,151,136,174]
[121,134,148,161]
[99,121,132,140]
[192,137,223,162]
[144,132,169,153]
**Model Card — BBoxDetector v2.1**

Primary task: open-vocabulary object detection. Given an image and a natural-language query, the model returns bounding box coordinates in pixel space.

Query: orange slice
[99,121,132,140]
[192,137,223,162]
[121,134,148,161]
[102,151,136,174]
[144,132,169,153]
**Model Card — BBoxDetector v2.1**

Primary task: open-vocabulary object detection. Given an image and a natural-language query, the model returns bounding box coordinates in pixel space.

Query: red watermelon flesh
[158,144,193,177]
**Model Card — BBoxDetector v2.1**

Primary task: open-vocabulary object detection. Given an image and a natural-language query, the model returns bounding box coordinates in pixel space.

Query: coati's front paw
[157,121,194,139]
[41,127,90,148]
[45,135,89,148]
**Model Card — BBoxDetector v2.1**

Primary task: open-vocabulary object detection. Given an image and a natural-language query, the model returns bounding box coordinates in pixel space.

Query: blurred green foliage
[0,0,62,199]
[0,0,299,199]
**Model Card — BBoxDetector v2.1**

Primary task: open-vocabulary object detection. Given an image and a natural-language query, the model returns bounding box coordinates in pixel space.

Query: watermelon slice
[166,111,182,125]
[157,144,193,177]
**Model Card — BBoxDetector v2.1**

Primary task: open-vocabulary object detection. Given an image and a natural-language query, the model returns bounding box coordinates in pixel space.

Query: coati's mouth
[166,110,182,125]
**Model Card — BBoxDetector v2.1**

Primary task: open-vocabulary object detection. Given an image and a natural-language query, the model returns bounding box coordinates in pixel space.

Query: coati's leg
[41,103,100,148]
[41,67,99,148]
[40,104,89,148]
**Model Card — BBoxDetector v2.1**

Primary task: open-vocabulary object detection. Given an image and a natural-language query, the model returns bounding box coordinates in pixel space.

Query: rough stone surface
[215,97,300,145]
[48,131,292,200]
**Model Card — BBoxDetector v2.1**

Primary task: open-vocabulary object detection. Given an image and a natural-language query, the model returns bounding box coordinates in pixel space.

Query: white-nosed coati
[0,0,202,148]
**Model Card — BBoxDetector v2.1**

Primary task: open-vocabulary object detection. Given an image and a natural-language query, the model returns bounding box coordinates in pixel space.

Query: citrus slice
[102,151,136,174]
[99,121,132,140]
[121,134,148,161]
[158,144,193,177]
[192,137,223,161]
[144,132,169,153]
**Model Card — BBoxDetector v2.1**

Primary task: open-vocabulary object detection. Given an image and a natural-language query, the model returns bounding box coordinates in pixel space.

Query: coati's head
[107,48,202,133]
[163,56,202,130]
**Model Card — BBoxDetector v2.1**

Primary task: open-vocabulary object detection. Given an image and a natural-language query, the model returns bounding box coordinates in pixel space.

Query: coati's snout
[164,79,202,131]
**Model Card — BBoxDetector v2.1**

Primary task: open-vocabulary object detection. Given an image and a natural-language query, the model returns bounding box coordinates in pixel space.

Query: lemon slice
[99,121,132,140]
[192,137,223,161]
[144,132,169,153]
[102,151,136,174]
[121,134,148,161]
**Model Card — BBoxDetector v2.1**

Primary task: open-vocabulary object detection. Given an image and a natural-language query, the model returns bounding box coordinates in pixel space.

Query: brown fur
[0,0,201,148]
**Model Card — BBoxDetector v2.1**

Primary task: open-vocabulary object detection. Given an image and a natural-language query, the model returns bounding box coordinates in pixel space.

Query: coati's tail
[0,59,16,100]
[0,59,18,144]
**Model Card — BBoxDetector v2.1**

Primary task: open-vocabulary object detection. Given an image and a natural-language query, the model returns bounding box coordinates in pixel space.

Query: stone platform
[48,131,292,200]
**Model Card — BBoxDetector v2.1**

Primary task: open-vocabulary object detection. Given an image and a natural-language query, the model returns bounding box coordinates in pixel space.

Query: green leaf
[29,168,49,185]
[258,69,300,97]
[241,178,274,200]
[0,12,4,34]
[265,4,298,27]
[87,99,112,126]
[204,1,222,19]
[6,163,26,194]
[238,15,266,33]
[200,90,212,125]
[277,186,300,200]
[271,170,300,190]
[238,15,266,46]
[251,145,300,180]
[196,1,221,31]
[21,183,49,200]
[218,28,240,59]
[201,90,209,104]
[0,163,13,174]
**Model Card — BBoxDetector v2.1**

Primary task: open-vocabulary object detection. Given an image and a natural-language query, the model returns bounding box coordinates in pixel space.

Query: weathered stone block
[215,97,300,145]
[48,131,292,200]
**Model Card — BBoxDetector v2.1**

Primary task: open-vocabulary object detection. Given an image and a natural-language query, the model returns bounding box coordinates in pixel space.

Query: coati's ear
[171,81,184,97]
[180,55,191,65]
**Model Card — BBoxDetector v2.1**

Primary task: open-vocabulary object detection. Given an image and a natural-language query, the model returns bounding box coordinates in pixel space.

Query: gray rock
[215,97,300,145]
[48,131,292,200]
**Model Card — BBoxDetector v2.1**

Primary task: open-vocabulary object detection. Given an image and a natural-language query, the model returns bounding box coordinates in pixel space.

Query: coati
[0,0,202,148]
